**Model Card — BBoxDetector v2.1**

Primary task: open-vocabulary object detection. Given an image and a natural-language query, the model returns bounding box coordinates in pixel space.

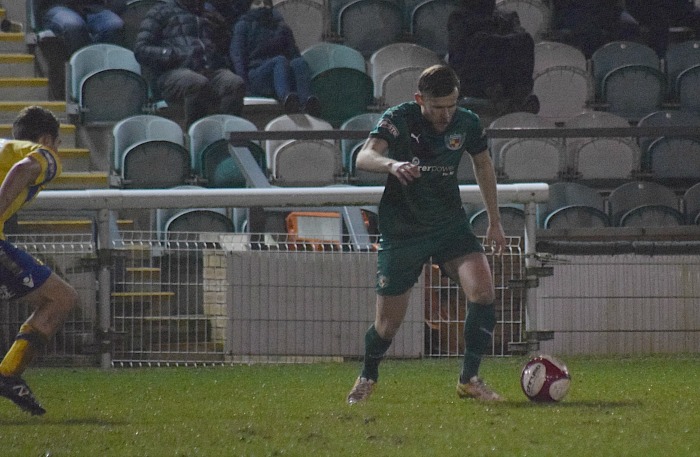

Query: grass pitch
[1,355,698,456]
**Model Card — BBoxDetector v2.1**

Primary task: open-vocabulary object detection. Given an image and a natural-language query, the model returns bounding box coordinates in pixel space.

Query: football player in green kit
[347,65,507,404]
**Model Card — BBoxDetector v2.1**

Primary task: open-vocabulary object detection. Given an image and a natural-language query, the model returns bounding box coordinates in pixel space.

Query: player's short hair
[418,65,460,98]
[12,106,60,143]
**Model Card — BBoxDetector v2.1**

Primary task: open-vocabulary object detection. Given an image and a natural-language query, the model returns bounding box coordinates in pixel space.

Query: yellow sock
[0,324,47,377]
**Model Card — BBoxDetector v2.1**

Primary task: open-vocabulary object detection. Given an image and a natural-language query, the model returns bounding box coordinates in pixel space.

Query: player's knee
[469,289,495,305]
[55,283,79,315]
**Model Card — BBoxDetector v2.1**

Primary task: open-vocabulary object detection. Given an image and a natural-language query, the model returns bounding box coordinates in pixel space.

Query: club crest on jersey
[446,133,464,150]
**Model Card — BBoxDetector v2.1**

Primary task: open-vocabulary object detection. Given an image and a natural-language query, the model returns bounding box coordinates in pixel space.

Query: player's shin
[460,302,496,383]
[360,324,392,382]
[0,323,49,377]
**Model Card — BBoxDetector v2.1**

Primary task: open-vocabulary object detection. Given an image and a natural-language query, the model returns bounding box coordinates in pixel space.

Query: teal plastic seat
[112,115,190,188]
[67,44,148,123]
[188,115,265,188]
[303,43,374,127]
[410,0,459,56]
[338,0,404,58]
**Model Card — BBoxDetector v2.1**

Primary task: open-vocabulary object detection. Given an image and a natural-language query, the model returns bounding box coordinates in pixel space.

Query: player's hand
[389,161,420,185]
[485,221,507,255]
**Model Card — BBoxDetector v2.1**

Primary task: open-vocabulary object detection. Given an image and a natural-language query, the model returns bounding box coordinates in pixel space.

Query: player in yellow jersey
[0,106,78,415]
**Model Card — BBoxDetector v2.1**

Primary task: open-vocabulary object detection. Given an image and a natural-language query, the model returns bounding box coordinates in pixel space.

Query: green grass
[2,355,699,456]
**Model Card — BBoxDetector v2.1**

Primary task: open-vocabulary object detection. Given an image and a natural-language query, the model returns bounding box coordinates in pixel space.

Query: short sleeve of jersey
[26,147,60,186]
[458,108,488,156]
[369,103,411,155]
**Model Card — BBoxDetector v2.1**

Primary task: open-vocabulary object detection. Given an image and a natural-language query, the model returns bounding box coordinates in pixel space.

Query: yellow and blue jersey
[0,139,61,239]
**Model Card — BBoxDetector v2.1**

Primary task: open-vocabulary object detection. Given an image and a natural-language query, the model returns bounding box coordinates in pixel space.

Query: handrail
[229,125,700,143]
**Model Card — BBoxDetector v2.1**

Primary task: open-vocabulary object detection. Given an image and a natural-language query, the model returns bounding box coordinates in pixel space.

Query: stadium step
[0,77,49,100]
[0,32,25,53]
[0,53,35,77]
[0,100,68,122]
[0,122,76,147]
[48,171,109,189]
[16,217,133,234]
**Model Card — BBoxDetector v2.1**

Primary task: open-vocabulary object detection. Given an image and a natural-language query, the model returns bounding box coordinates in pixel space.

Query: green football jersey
[369,102,488,239]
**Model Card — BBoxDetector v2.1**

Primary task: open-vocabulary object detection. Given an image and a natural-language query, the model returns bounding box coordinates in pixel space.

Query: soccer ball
[520,355,571,402]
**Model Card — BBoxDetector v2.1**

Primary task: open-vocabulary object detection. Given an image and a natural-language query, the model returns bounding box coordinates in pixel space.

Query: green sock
[460,302,496,383]
[360,325,392,382]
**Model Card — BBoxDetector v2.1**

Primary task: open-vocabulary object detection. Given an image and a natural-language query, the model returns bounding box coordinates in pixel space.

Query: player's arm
[471,149,507,252]
[0,156,42,218]
[355,137,420,185]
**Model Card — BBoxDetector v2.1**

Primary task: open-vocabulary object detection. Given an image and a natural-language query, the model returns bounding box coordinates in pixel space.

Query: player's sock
[360,324,392,382]
[0,324,48,378]
[460,302,496,384]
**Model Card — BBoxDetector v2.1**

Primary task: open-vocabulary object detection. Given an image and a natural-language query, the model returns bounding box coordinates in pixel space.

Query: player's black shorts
[0,239,52,300]
[375,223,484,296]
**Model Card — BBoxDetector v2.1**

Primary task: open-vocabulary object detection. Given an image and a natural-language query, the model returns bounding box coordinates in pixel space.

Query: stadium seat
[264,114,341,185]
[591,41,660,102]
[409,0,459,57]
[337,0,404,58]
[378,66,425,108]
[544,205,610,229]
[608,181,682,227]
[369,43,443,100]
[469,205,525,236]
[601,64,665,122]
[533,65,593,122]
[272,0,328,52]
[664,40,700,100]
[189,115,266,188]
[618,205,684,228]
[646,136,700,184]
[340,112,380,172]
[538,181,606,225]
[67,44,148,124]
[636,110,700,170]
[495,0,551,40]
[487,112,558,171]
[271,140,340,186]
[497,137,565,182]
[112,115,190,188]
[677,64,700,114]
[157,187,235,240]
[301,43,374,127]
[683,182,700,224]
[564,110,632,170]
[533,41,587,75]
[571,137,641,187]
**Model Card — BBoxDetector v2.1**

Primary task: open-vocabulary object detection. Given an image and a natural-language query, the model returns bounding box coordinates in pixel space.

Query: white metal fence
[0,231,525,367]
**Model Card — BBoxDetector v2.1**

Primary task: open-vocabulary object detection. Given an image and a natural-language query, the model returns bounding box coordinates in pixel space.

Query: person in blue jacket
[230,0,320,115]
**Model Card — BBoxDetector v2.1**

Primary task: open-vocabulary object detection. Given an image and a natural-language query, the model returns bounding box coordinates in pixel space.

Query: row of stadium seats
[532,39,700,122]
[487,110,700,188]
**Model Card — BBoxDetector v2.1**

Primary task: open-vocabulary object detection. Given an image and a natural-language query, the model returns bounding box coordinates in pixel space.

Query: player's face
[415,88,459,133]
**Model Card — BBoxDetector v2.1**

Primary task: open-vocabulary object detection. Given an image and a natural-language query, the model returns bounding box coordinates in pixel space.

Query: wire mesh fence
[1,231,526,367]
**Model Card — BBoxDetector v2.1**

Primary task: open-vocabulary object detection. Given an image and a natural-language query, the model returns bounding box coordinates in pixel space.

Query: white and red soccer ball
[520,355,571,402]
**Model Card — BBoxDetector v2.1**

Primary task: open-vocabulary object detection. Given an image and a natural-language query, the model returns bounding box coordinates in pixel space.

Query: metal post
[96,209,112,369]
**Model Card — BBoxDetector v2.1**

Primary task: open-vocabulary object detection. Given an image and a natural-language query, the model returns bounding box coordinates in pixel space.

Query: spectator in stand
[134,0,246,127]
[447,0,539,119]
[547,0,641,58]
[204,0,252,54]
[230,0,320,115]
[40,0,125,56]
[626,0,700,57]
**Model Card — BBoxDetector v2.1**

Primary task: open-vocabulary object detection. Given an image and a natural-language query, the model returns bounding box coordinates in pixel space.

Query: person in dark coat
[230,0,320,115]
[134,0,246,126]
[448,0,538,116]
